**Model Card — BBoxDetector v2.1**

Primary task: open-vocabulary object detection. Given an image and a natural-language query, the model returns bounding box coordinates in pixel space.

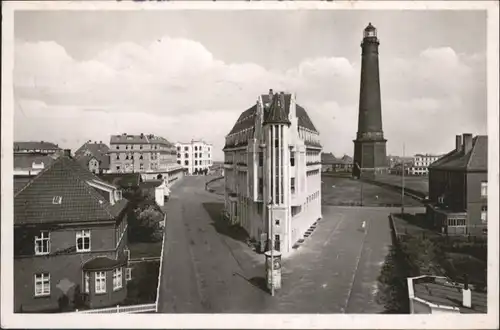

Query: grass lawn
[129,241,163,259]
[392,213,438,238]
[322,176,423,207]
[373,174,429,195]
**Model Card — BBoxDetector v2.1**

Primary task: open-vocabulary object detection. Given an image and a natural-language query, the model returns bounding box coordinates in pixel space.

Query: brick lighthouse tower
[353,23,388,179]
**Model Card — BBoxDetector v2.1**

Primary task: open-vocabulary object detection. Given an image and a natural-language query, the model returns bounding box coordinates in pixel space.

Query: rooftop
[110,133,174,146]
[429,134,487,172]
[99,173,142,188]
[14,141,61,152]
[14,154,57,169]
[410,276,487,314]
[14,154,128,226]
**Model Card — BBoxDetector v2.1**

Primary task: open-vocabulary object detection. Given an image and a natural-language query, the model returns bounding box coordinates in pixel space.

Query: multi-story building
[407,275,486,314]
[321,153,353,172]
[426,133,488,236]
[175,140,213,175]
[109,133,184,186]
[14,150,130,312]
[75,141,111,174]
[223,89,322,256]
[407,154,443,176]
[14,141,61,155]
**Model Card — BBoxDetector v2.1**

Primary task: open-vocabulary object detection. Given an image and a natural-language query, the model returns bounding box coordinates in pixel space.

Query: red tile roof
[14,155,128,226]
[429,135,487,172]
[263,93,291,126]
[82,256,127,271]
[13,154,57,169]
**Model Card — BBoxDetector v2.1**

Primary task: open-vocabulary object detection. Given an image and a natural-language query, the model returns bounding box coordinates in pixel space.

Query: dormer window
[52,196,62,204]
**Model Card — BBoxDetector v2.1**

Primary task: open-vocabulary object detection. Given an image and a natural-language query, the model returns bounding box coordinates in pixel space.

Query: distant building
[321,153,353,172]
[407,154,443,176]
[175,140,213,175]
[74,141,111,174]
[14,150,130,312]
[223,90,322,256]
[109,133,184,186]
[407,275,486,314]
[14,141,61,155]
[13,154,58,176]
[426,134,488,236]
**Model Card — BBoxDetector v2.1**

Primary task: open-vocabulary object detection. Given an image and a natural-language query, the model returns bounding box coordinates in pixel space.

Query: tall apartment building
[109,133,184,185]
[175,140,213,175]
[408,154,443,176]
[223,90,322,256]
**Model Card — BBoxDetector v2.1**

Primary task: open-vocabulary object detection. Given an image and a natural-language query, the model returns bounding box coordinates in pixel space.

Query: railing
[73,303,156,314]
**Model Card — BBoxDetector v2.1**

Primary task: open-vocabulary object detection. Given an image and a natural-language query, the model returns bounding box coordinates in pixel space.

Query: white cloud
[14,39,486,160]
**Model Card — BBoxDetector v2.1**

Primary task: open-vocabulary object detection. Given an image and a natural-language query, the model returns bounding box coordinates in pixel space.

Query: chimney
[455,135,462,152]
[462,274,472,308]
[99,141,102,144]
[64,149,71,157]
[462,133,473,154]
[269,89,273,100]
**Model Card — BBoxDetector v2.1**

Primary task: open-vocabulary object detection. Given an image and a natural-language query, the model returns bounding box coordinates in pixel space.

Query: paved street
[157,175,424,313]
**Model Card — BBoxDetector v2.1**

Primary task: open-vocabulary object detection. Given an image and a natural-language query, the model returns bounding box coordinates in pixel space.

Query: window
[115,190,122,201]
[34,231,50,255]
[125,268,132,281]
[116,146,119,150]
[140,145,143,150]
[140,155,143,160]
[125,145,128,150]
[291,178,296,194]
[177,146,180,151]
[140,163,144,170]
[116,165,121,171]
[95,271,106,294]
[258,178,263,195]
[195,160,198,165]
[185,160,189,166]
[184,147,188,151]
[177,160,181,164]
[34,273,50,297]
[481,181,487,197]
[275,219,280,226]
[125,154,129,160]
[438,196,444,204]
[259,152,263,167]
[76,230,91,252]
[52,196,62,204]
[195,146,198,151]
[116,154,120,160]
[290,152,295,166]
[84,272,90,293]
[274,234,281,251]
[113,268,123,291]
[481,206,487,224]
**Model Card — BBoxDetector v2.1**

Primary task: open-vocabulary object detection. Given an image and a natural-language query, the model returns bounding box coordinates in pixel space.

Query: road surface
[157,175,423,313]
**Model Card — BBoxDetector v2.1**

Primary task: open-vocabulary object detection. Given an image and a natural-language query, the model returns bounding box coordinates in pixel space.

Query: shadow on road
[202,202,250,243]
[233,272,269,294]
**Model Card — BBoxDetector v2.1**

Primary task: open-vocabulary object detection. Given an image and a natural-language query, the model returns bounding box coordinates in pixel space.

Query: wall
[467,171,488,234]
[14,223,127,312]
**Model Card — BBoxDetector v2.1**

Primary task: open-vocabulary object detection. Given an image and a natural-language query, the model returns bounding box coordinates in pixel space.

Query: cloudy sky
[14,9,487,160]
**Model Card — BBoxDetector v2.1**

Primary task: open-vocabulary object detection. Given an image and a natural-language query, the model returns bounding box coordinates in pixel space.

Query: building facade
[407,154,442,176]
[426,133,488,236]
[14,141,61,155]
[175,140,213,175]
[14,151,130,312]
[109,133,184,187]
[223,90,322,256]
[75,141,111,174]
[353,23,388,178]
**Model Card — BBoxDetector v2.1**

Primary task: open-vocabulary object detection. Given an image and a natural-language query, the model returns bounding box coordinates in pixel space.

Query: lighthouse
[353,23,388,179]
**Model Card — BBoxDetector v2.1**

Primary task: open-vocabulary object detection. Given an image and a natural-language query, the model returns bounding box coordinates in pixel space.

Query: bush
[124,261,160,305]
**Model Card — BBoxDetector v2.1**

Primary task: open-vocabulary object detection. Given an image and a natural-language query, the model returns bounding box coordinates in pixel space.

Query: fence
[74,303,156,314]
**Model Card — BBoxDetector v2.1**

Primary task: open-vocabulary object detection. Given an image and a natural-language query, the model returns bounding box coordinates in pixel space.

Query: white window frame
[115,190,122,201]
[125,268,132,281]
[95,271,106,294]
[84,272,90,293]
[481,181,488,197]
[481,206,487,224]
[34,231,50,255]
[34,273,50,297]
[113,268,123,291]
[438,196,444,204]
[76,230,91,252]
[52,196,62,204]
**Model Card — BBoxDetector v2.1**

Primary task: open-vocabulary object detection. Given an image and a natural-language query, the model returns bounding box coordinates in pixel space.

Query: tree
[133,205,164,242]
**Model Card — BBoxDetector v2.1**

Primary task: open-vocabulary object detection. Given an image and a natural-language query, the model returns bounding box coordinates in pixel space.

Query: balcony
[223,161,234,169]
[236,162,248,171]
